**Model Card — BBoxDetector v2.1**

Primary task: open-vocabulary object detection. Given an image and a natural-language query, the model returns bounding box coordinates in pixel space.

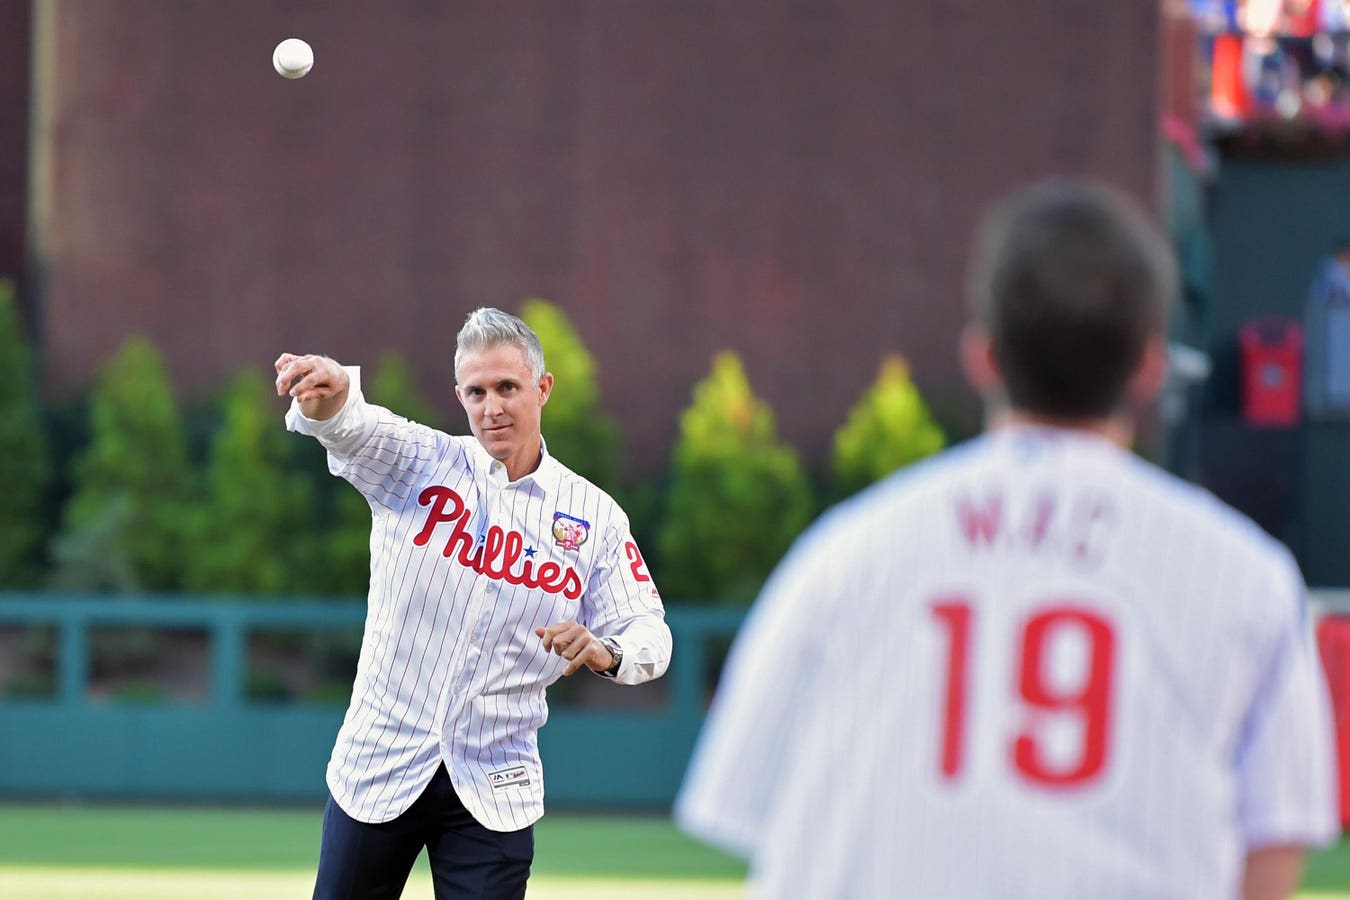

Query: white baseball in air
[272,38,313,79]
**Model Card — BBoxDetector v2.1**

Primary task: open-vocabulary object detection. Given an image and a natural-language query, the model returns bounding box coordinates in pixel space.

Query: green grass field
[0,804,746,899]
[0,803,1343,899]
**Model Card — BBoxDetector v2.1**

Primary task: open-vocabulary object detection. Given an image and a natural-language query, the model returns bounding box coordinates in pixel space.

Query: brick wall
[34,0,1160,474]
[0,0,30,302]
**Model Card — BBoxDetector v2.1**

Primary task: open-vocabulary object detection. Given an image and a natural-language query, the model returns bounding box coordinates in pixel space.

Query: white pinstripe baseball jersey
[677,426,1339,899]
[287,368,671,831]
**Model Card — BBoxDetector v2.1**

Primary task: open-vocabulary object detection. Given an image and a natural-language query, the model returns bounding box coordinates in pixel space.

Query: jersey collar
[465,434,564,496]
[524,437,564,495]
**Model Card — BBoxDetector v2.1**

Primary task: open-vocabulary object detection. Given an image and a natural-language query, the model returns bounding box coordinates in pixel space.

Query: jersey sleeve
[285,365,446,512]
[1235,559,1341,850]
[674,523,835,860]
[580,515,671,685]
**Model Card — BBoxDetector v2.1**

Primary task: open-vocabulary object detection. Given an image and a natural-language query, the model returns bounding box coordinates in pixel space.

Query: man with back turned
[676,179,1339,899]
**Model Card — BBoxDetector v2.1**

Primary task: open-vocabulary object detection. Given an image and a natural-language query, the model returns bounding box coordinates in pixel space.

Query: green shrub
[302,681,356,706]
[245,668,293,703]
[4,672,56,700]
[831,355,945,500]
[520,298,621,490]
[370,351,444,429]
[0,281,53,586]
[50,337,195,592]
[657,352,813,604]
[46,495,140,592]
[184,369,318,595]
[324,478,374,597]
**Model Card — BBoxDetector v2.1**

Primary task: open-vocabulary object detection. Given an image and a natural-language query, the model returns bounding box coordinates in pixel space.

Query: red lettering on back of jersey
[1024,494,1056,550]
[1069,496,1114,568]
[956,494,1002,548]
[955,489,1112,571]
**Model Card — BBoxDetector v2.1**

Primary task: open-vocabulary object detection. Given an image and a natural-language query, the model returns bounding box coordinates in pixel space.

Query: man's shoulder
[794,441,984,547]
[843,437,995,510]
[1106,457,1307,630]
[1121,453,1293,561]
[544,458,628,519]
[820,434,1293,567]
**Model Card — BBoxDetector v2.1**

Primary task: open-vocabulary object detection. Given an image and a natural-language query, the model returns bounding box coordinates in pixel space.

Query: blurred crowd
[1194,0,1350,132]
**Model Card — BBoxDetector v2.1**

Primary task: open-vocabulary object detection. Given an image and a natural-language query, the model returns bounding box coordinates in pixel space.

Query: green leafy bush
[50,337,195,592]
[657,352,813,604]
[184,369,318,595]
[370,351,444,430]
[0,281,52,586]
[520,298,621,490]
[832,355,945,500]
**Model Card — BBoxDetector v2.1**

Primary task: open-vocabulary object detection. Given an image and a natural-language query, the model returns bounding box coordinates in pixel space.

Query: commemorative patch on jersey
[489,765,531,792]
[552,512,591,551]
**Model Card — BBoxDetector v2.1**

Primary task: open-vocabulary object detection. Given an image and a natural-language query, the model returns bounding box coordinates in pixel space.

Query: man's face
[454,343,552,478]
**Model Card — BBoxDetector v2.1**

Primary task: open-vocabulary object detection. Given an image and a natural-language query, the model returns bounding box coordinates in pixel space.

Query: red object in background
[1210,32,1253,120]
[1317,615,1350,829]
[1287,0,1322,37]
[1240,317,1304,427]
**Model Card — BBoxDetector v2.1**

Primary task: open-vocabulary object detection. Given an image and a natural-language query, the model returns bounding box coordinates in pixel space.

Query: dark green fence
[0,595,744,808]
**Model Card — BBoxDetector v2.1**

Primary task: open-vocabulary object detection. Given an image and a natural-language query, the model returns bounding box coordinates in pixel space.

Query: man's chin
[479,435,513,457]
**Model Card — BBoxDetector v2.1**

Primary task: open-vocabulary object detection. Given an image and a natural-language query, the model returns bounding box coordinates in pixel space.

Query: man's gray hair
[454,307,547,382]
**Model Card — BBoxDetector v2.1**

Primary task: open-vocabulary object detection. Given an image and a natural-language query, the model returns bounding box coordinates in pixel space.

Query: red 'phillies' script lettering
[412,486,584,600]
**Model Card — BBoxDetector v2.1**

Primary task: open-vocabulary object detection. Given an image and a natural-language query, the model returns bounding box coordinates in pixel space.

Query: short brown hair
[965,178,1176,419]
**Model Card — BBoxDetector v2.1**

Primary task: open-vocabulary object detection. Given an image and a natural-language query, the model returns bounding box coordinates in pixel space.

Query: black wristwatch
[600,637,623,677]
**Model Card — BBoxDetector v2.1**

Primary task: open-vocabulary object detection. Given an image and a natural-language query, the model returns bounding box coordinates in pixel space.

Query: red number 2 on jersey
[624,542,652,582]
[931,598,1115,789]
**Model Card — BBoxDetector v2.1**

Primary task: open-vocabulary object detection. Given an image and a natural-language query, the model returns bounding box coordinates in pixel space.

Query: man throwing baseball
[276,307,671,899]
[676,179,1339,898]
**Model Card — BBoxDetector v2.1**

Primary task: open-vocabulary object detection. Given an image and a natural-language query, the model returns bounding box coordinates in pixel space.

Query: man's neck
[988,408,1134,448]
[504,442,544,482]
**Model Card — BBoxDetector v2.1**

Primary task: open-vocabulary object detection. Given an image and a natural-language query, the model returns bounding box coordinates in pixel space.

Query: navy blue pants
[312,764,533,900]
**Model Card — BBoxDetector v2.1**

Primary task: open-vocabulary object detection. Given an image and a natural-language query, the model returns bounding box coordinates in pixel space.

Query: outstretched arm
[274,353,350,421]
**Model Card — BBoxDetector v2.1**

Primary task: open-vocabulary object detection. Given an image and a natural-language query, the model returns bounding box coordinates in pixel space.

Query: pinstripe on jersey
[288,368,671,831]
[676,426,1339,899]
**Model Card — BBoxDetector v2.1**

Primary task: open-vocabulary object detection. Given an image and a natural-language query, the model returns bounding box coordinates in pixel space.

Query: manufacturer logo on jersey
[552,512,590,551]
[488,765,531,792]
[412,486,584,599]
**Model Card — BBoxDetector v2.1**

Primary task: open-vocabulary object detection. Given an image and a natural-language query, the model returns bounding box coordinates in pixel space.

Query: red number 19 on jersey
[931,598,1116,789]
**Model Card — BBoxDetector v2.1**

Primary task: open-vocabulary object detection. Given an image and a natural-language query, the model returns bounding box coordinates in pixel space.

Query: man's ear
[1127,337,1168,408]
[538,372,554,406]
[959,324,1001,395]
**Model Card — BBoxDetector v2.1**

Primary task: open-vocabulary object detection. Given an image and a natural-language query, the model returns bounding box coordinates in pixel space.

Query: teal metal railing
[0,595,745,807]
